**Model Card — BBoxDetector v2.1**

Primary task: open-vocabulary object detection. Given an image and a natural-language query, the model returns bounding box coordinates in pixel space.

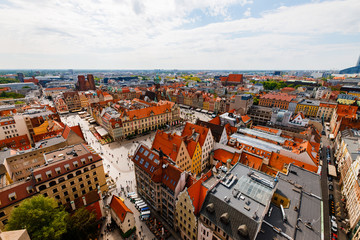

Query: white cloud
[244,8,251,17]
[0,0,359,69]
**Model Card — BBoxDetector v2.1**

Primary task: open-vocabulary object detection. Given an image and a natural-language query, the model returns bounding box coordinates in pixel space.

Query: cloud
[244,7,251,17]
[0,0,359,69]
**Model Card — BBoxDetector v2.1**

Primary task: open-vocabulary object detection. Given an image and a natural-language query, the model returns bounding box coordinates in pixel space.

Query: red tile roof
[181,122,209,147]
[221,74,243,83]
[124,103,171,120]
[186,140,197,158]
[241,115,251,123]
[70,125,85,140]
[187,171,212,215]
[110,195,132,223]
[152,130,183,162]
[209,116,221,125]
[260,92,296,102]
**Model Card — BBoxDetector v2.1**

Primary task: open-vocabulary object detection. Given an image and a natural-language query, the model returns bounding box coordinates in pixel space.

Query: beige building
[2,125,85,181]
[109,195,135,235]
[0,229,31,240]
[33,143,108,205]
[0,115,31,141]
[316,102,337,122]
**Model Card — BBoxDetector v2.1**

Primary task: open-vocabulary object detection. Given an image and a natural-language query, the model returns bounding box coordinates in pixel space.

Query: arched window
[58,177,65,183]
[83,167,89,172]
[49,181,56,187]
[39,185,47,191]
[76,170,82,176]
[67,173,74,179]
[90,164,96,169]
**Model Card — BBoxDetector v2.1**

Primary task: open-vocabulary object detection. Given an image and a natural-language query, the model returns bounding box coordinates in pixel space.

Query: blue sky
[0,0,359,70]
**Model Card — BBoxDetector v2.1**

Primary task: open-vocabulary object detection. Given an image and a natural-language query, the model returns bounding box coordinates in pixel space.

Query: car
[329,194,334,201]
[329,184,334,191]
[331,233,338,240]
[322,130,326,135]
[331,217,338,232]
[328,176,333,182]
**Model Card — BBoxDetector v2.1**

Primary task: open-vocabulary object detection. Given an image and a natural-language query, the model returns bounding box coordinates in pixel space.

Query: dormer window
[46,170,52,178]
[64,164,70,171]
[73,161,79,167]
[81,158,86,165]
[8,192,16,201]
[55,167,61,174]
[35,174,42,182]
[88,156,93,162]
[26,186,34,193]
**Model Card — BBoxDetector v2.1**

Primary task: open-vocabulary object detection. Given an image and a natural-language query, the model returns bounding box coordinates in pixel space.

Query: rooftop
[200,163,277,240]
[44,143,90,163]
[238,128,286,144]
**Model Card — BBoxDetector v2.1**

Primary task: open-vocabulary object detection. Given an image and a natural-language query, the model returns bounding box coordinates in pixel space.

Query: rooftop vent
[206,203,215,213]
[224,196,230,203]
[220,213,229,224]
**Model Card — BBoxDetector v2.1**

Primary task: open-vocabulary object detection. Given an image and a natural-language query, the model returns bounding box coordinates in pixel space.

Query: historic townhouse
[132,145,189,227]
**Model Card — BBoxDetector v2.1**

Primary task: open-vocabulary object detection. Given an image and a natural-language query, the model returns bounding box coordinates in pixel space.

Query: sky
[0,0,359,70]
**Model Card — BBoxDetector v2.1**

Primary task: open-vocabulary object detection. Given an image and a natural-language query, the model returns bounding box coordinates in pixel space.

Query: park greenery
[0,91,25,99]
[0,77,20,84]
[5,195,99,240]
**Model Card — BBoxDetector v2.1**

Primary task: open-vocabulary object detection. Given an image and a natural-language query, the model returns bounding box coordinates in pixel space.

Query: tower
[87,74,96,90]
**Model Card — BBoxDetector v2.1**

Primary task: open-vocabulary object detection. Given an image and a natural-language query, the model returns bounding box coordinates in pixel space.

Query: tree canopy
[5,195,68,240]
[62,207,98,240]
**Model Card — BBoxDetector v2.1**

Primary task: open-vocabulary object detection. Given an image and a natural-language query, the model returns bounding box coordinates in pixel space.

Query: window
[78,177,83,182]
[0,211,5,217]
[86,174,90,179]
[70,181,75,186]
[61,184,66,189]
[80,184,85,188]
[53,188,58,193]
[55,195,60,200]
[63,191,68,196]
[93,171,96,176]
[82,190,86,194]
[87,180,91,185]
[72,187,77,192]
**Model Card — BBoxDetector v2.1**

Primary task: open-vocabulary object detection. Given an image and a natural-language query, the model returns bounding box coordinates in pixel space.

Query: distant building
[259,92,296,110]
[221,74,243,86]
[339,55,360,74]
[17,73,24,82]
[229,94,253,115]
[76,74,96,91]
[247,105,272,126]
[295,99,320,118]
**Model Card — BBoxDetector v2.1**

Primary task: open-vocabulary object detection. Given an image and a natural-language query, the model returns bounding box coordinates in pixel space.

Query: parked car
[331,216,338,232]
[331,233,338,240]
[329,184,334,191]
[328,176,333,182]
[329,194,334,201]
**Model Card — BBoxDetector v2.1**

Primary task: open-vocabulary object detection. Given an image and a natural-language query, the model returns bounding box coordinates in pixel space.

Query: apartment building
[182,122,214,172]
[316,102,337,122]
[122,102,180,137]
[175,172,211,240]
[2,126,85,181]
[295,99,320,118]
[259,92,296,110]
[33,143,107,205]
[0,115,31,141]
[247,105,272,126]
[152,130,192,172]
[54,95,69,114]
[63,91,82,112]
[132,144,189,227]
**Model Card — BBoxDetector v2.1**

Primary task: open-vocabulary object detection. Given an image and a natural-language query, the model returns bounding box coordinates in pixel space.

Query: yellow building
[202,101,209,111]
[295,99,320,117]
[187,140,202,176]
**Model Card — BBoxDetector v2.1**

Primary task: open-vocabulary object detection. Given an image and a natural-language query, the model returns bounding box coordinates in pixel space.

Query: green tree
[62,208,97,240]
[253,97,259,105]
[5,195,68,240]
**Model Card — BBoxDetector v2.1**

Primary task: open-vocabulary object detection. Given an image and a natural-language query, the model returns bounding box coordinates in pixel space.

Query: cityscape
[1,1,360,240]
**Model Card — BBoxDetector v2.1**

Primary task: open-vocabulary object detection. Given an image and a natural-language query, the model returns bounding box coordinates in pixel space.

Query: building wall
[190,143,202,176]
[35,160,107,205]
[295,104,319,118]
[201,130,214,172]
[4,141,67,181]
[175,141,192,172]
[175,190,198,240]
[110,210,135,234]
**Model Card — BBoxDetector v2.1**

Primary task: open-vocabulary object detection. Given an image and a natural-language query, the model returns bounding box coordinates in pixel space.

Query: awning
[95,126,109,137]
[328,165,337,177]
[196,108,201,112]
[201,110,208,113]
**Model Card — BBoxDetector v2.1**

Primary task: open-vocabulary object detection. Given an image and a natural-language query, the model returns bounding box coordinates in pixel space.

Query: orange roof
[209,116,221,125]
[252,126,280,134]
[240,152,263,170]
[241,115,251,123]
[187,171,212,215]
[336,104,358,119]
[152,130,183,161]
[213,149,240,165]
[125,103,171,120]
[186,140,197,158]
[181,122,209,147]
[70,125,85,140]
[319,102,337,108]
[220,74,243,83]
[260,92,296,102]
[44,87,68,91]
[109,195,132,223]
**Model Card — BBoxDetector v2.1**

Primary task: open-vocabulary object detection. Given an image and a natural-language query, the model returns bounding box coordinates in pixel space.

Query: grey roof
[200,163,277,240]
[22,110,55,118]
[257,164,322,240]
[230,133,282,153]
[238,128,285,144]
[196,119,225,142]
